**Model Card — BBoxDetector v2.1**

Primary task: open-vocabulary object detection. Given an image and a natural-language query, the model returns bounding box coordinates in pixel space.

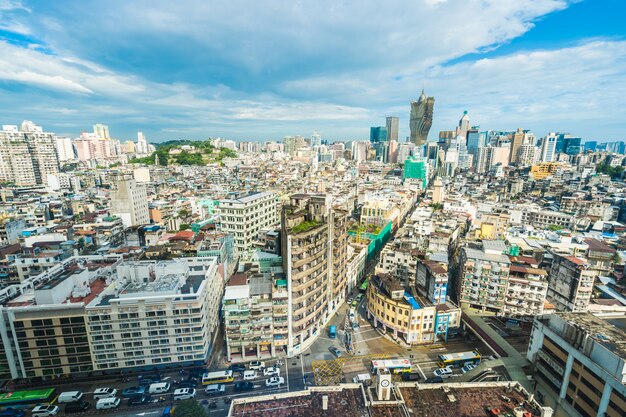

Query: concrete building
[528,313,626,417]
[547,253,595,312]
[505,257,549,316]
[385,116,399,142]
[93,123,110,139]
[409,90,434,147]
[219,191,280,256]
[541,133,558,162]
[416,259,449,305]
[54,137,75,162]
[110,178,150,228]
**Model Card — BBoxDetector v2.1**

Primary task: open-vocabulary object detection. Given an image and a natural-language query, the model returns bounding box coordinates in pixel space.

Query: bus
[370,359,412,374]
[201,370,234,385]
[0,388,56,407]
[437,350,481,368]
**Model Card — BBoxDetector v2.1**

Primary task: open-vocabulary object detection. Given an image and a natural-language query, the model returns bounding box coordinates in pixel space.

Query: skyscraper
[457,110,470,139]
[509,128,525,164]
[369,126,388,143]
[385,116,399,142]
[554,133,582,155]
[409,90,434,147]
[136,131,148,154]
[541,133,558,162]
[310,130,322,147]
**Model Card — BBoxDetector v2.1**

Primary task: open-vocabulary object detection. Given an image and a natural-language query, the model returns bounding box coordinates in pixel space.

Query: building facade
[409,90,435,147]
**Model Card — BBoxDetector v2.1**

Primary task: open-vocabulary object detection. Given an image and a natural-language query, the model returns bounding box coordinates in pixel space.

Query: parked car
[138,374,161,385]
[426,376,444,383]
[95,398,121,410]
[263,366,280,376]
[401,372,422,382]
[31,405,59,417]
[329,346,342,358]
[249,361,265,370]
[229,364,247,373]
[433,366,453,377]
[57,391,84,403]
[148,383,171,395]
[243,370,257,380]
[461,364,476,374]
[356,294,364,303]
[64,401,90,414]
[265,376,284,387]
[128,395,152,407]
[122,386,146,398]
[347,297,353,305]
[204,384,226,395]
[234,382,255,392]
[173,388,196,401]
[93,387,117,399]
[351,299,358,307]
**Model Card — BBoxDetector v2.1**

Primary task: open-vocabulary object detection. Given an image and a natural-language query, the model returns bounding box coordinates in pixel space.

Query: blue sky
[0,0,624,142]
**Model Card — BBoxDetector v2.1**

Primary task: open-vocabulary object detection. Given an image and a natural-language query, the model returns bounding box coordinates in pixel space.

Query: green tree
[172,399,207,417]
[179,224,191,231]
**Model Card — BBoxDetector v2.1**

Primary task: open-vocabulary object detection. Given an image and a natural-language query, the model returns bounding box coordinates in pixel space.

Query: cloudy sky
[0,0,623,142]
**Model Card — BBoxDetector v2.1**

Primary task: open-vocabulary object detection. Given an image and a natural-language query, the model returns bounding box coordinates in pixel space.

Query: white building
[541,133,558,162]
[55,137,75,161]
[110,178,150,228]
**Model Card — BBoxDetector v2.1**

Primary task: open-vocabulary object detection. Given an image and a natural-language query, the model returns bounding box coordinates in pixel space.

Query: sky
[0,0,624,143]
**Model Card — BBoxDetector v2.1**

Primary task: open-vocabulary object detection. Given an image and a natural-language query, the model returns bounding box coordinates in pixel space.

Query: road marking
[416,364,426,380]
[136,412,160,416]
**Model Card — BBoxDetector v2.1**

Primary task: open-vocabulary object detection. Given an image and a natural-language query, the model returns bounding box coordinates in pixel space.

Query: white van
[95,397,120,410]
[204,384,225,395]
[243,370,257,380]
[173,388,196,401]
[148,382,171,394]
[352,373,372,384]
[57,391,84,403]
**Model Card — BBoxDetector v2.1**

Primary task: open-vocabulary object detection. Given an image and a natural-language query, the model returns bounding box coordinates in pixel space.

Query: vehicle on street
[401,372,422,382]
[122,386,146,398]
[356,294,364,303]
[202,371,234,385]
[128,395,152,406]
[351,299,358,307]
[248,361,265,370]
[95,398,120,410]
[243,370,257,380]
[265,376,284,387]
[92,388,117,400]
[352,322,359,330]
[352,374,372,385]
[462,363,477,374]
[176,380,197,388]
[234,382,255,392]
[437,350,481,368]
[329,346,342,358]
[0,389,56,408]
[162,406,174,417]
[371,359,412,374]
[31,405,59,417]
[433,366,453,378]
[229,364,247,372]
[57,391,84,403]
[426,376,444,383]
[138,375,161,385]
[204,384,226,395]
[173,388,196,401]
[328,325,337,338]
[263,366,280,376]
[148,383,171,395]
[64,401,90,414]
[347,297,353,305]
[349,310,356,322]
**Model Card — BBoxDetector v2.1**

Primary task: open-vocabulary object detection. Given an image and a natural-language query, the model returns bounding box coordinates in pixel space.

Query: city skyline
[0,1,624,142]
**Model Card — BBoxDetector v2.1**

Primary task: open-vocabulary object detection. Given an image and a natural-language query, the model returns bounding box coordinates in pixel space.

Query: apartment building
[547,253,595,312]
[505,257,549,316]
[219,191,280,255]
[458,242,511,313]
[378,244,419,287]
[416,259,449,305]
[528,313,626,417]
[110,178,150,228]
[330,208,350,312]
[366,273,461,344]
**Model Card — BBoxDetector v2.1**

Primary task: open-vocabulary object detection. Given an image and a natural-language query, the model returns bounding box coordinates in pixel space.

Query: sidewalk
[462,307,532,391]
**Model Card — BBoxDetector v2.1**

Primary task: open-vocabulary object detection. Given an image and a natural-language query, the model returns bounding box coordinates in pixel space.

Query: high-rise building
[310,130,322,147]
[385,116,399,142]
[457,110,470,139]
[283,135,306,158]
[583,141,597,152]
[54,137,75,162]
[370,126,388,143]
[387,140,398,163]
[110,178,150,227]
[555,133,582,155]
[541,133,558,162]
[136,131,149,154]
[93,123,110,139]
[397,142,416,164]
[218,191,280,256]
[409,90,434,147]
[509,128,525,164]
[0,121,60,186]
[547,253,595,312]
[527,313,626,417]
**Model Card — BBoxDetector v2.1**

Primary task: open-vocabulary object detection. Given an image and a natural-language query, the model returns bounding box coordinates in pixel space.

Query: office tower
[509,128,533,164]
[527,313,626,417]
[351,141,370,163]
[0,122,60,186]
[110,178,150,227]
[554,133,582,155]
[541,133,558,162]
[370,126,388,143]
[385,116,399,142]
[457,110,470,139]
[93,123,110,139]
[280,194,348,356]
[219,191,280,255]
[465,128,483,151]
[54,137,75,162]
[136,131,149,154]
[283,135,305,158]
[387,140,398,163]
[409,90,434,147]
[310,130,322,147]
[583,141,597,152]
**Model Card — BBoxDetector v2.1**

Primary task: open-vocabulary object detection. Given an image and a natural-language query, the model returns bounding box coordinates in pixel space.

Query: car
[173,388,196,401]
[64,401,90,414]
[234,382,255,392]
[128,395,152,407]
[57,391,84,403]
[356,294,364,303]
[461,363,476,374]
[347,297,353,305]
[328,346,342,358]
[265,376,285,387]
[229,364,247,372]
[243,370,257,380]
[349,311,356,322]
[433,366,453,377]
[352,322,360,330]
[204,384,226,395]
[401,372,422,382]
[249,361,265,370]
[31,405,59,417]
[0,409,25,417]
[148,383,171,395]
[93,387,117,399]
[263,366,280,376]
[351,299,358,307]
[162,406,174,417]
[95,398,120,410]
[425,376,444,383]
[177,380,197,388]
[122,386,146,398]
[138,374,161,385]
